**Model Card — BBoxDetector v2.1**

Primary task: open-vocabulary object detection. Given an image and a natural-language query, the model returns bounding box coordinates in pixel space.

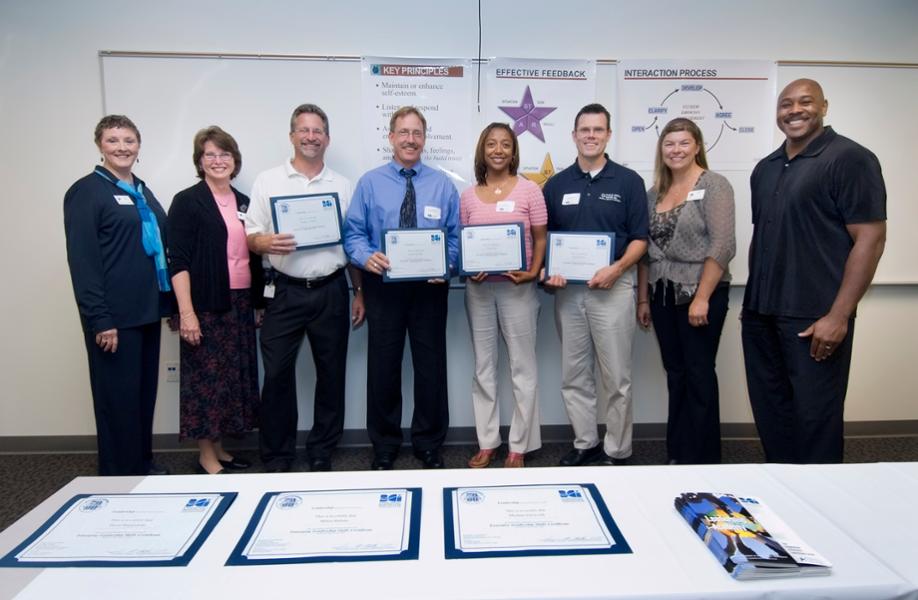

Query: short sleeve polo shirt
[543,156,649,260]
[743,127,886,318]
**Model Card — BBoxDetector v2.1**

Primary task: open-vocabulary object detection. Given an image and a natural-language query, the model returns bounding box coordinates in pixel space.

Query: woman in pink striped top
[460,123,547,468]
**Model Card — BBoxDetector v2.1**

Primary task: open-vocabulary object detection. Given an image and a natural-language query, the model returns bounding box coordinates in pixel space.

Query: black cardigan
[167,180,265,313]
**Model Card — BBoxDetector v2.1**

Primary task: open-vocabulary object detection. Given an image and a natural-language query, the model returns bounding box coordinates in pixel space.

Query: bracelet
[637,300,649,305]
[353,286,363,296]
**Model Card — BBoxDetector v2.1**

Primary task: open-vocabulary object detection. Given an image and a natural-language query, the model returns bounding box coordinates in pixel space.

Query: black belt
[277,268,344,289]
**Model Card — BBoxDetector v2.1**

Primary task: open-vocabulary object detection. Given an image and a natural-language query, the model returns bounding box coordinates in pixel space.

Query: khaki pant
[554,270,636,459]
[464,280,542,454]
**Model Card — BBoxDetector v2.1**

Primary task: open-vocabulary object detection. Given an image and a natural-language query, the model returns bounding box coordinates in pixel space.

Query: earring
[100,156,104,162]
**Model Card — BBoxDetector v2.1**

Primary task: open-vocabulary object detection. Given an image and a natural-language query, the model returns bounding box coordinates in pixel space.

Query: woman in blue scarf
[64,115,173,476]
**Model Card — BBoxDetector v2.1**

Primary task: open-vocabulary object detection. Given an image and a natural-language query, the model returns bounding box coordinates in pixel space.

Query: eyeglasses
[394,129,425,140]
[294,127,327,136]
[203,152,233,162]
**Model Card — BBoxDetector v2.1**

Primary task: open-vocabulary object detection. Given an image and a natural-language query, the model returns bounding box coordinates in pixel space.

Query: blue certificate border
[544,231,615,284]
[225,487,422,565]
[381,228,448,282]
[458,222,527,276]
[443,483,631,559]
[269,192,343,250]
[0,492,237,568]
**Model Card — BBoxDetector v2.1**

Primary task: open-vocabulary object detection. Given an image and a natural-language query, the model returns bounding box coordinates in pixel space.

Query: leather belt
[276,268,344,289]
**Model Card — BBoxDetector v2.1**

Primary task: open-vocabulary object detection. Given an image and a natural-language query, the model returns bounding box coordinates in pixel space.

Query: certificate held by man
[270,192,343,249]
[459,222,526,276]
[382,228,448,281]
[545,231,615,283]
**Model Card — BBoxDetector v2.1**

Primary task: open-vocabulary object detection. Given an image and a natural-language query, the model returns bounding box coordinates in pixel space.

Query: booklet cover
[675,492,829,580]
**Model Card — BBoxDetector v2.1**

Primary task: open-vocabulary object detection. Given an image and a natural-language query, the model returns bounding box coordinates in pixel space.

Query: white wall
[1,0,916,440]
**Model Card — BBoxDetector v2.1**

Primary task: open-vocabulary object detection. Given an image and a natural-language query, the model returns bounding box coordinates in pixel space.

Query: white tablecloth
[2,463,916,600]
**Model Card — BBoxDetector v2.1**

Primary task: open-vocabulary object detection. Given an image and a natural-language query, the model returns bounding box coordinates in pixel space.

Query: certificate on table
[382,228,448,281]
[458,223,526,276]
[226,488,422,565]
[545,231,615,283]
[270,192,343,249]
[443,484,631,559]
[0,492,236,568]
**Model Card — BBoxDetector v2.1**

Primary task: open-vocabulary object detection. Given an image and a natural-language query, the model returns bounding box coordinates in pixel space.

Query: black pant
[258,273,349,466]
[650,282,728,464]
[741,310,854,464]
[363,273,450,454]
[84,321,161,476]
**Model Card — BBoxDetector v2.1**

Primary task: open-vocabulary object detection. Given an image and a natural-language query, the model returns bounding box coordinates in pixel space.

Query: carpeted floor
[2,436,917,532]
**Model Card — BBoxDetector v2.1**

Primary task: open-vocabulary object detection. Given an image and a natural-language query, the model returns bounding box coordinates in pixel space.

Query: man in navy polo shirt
[742,79,886,464]
[544,103,649,466]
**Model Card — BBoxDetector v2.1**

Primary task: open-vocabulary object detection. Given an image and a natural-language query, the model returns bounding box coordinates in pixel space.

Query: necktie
[399,168,417,228]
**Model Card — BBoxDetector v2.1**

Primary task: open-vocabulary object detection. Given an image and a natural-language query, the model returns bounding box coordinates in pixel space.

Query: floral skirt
[179,290,259,441]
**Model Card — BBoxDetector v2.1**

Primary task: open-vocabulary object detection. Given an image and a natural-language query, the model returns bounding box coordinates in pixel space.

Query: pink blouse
[214,191,251,289]
[460,177,547,280]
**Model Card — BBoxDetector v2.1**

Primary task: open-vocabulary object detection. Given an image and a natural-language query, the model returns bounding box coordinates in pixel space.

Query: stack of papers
[675,492,832,580]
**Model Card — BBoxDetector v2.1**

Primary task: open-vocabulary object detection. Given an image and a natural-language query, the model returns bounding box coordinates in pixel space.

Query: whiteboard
[101,54,916,284]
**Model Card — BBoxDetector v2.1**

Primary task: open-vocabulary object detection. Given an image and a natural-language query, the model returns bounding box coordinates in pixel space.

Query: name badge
[237,211,246,221]
[561,193,580,206]
[263,283,276,299]
[114,195,133,206]
[424,205,441,220]
[687,189,705,201]
[495,200,515,213]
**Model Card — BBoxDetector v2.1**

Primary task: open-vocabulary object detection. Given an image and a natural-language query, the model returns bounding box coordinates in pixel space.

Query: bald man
[741,79,886,463]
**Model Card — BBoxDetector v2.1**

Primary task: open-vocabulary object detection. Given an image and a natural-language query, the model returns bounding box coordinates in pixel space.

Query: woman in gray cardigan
[637,118,735,464]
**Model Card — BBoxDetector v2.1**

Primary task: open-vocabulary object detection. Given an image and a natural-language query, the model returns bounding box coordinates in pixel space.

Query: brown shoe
[504,452,525,468]
[468,448,496,468]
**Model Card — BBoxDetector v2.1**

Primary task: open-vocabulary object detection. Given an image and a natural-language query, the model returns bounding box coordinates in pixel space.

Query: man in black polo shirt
[543,103,649,466]
[742,79,886,464]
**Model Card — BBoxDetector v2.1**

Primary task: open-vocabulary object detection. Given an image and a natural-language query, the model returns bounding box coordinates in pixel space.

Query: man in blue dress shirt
[344,106,460,470]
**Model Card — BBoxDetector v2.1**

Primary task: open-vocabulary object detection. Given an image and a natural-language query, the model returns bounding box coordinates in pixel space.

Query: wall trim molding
[2,421,916,454]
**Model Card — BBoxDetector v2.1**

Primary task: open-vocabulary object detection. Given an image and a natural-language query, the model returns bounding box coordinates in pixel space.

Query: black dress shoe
[600,454,630,466]
[195,462,225,475]
[414,449,444,469]
[309,457,332,472]
[218,456,252,470]
[559,445,604,466]
[145,463,170,476]
[263,460,292,473]
[371,453,396,470]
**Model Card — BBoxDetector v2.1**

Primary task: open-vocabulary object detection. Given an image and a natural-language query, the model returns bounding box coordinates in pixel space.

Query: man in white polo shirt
[245,103,364,473]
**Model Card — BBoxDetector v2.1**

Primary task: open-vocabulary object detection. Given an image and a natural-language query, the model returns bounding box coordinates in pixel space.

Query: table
[1,463,916,600]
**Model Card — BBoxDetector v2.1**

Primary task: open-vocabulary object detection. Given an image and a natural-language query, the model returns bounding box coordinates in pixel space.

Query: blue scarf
[95,167,171,292]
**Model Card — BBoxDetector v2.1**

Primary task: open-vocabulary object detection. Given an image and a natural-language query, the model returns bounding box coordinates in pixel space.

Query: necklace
[490,176,512,196]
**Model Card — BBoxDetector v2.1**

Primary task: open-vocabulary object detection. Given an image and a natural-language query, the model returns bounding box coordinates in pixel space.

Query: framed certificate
[443,484,631,559]
[458,222,526,276]
[0,492,236,568]
[226,488,422,565]
[270,192,343,250]
[545,231,615,283]
[382,228,448,281]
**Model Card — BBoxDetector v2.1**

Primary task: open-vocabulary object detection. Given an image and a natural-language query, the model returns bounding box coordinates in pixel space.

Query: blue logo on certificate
[80,498,109,512]
[558,489,584,501]
[430,233,442,243]
[555,238,563,247]
[596,239,607,247]
[276,494,302,509]
[322,199,333,208]
[279,202,289,214]
[183,498,212,511]
[459,490,485,504]
[506,228,517,237]
[379,493,403,506]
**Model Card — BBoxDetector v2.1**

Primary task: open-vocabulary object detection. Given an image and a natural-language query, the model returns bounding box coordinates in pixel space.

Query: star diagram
[521,153,556,188]
[499,86,556,142]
